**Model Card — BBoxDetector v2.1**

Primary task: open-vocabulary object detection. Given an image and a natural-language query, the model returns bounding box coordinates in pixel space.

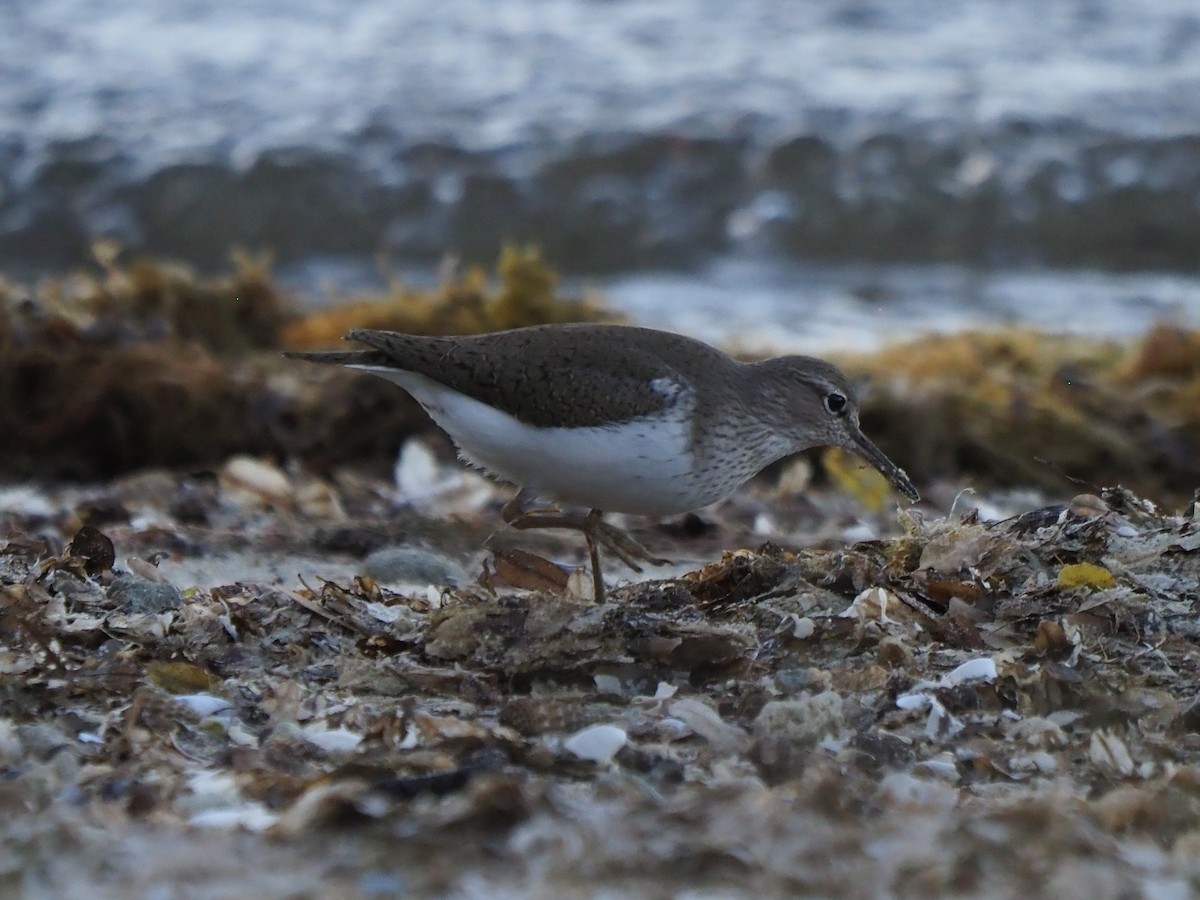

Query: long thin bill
[850,428,920,502]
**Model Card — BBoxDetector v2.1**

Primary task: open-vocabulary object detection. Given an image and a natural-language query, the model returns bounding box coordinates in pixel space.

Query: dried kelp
[3,465,1200,896]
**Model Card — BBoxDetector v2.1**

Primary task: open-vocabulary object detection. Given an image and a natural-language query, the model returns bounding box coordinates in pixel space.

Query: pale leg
[499,491,670,601]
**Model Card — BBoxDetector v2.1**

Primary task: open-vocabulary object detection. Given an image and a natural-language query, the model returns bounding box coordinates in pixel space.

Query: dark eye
[824,391,848,415]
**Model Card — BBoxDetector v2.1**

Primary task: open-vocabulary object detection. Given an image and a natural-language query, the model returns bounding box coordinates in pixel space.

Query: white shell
[563,724,628,764]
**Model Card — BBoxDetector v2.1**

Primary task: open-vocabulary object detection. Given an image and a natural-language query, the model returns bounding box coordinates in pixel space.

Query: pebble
[108,574,183,614]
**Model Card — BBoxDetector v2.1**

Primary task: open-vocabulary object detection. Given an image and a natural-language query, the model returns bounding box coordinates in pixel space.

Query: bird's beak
[848,426,920,502]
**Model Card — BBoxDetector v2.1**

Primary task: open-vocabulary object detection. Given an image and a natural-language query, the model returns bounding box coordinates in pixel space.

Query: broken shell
[218,455,293,508]
[564,724,627,764]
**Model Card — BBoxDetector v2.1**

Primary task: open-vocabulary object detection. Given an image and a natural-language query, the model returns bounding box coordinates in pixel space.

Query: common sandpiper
[287,324,918,600]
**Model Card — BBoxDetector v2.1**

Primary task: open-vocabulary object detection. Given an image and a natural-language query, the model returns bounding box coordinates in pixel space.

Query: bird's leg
[500,489,553,523]
[585,509,673,569]
[584,526,605,604]
[503,507,669,570]
[499,494,669,600]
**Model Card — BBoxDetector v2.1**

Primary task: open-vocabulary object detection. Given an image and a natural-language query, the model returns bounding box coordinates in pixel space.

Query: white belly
[357,367,710,516]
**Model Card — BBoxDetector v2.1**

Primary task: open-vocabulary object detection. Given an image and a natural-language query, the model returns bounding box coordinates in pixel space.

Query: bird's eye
[824,391,848,415]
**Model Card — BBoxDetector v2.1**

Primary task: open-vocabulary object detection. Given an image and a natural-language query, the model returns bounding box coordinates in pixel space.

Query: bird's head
[752,356,919,502]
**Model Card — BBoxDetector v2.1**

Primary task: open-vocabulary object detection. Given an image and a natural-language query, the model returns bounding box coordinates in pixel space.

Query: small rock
[16,722,73,760]
[667,698,749,752]
[219,455,292,508]
[67,525,115,576]
[362,545,469,586]
[753,693,846,747]
[295,478,345,520]
[108,574,183,614]
[774,668,815,694]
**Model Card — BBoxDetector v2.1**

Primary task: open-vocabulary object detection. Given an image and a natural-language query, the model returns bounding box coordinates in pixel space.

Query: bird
[286,323,918,601]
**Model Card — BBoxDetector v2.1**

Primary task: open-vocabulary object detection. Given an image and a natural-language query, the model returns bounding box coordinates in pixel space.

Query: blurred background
[2,0,1199,350]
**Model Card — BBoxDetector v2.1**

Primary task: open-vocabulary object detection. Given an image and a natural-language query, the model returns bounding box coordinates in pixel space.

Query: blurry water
[4,0,1197,156]
[593,259,1200,353]
[2,0,1199,338]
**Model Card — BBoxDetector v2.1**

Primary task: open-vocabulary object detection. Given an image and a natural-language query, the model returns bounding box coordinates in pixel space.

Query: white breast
[355,367,710,516]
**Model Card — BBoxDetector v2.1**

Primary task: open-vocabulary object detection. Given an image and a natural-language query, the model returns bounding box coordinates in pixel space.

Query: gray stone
[108,574,183,614]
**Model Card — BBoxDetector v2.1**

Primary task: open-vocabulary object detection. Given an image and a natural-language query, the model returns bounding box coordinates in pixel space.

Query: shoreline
[3,253,1200,896]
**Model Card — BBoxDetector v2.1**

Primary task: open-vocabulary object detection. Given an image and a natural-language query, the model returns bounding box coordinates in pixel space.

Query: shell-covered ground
[3,253,1200,897]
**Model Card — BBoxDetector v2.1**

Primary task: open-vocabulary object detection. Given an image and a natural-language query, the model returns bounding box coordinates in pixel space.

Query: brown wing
[325,324,736,428]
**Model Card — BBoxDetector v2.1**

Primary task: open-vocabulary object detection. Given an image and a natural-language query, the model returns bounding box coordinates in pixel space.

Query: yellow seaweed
[1057,562,1116,590]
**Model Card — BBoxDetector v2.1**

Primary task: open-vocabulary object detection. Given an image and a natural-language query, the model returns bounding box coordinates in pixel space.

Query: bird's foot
[501,491,669,566]
[504,508,669,572]
[580,510,673,571]
[500,497,671,603]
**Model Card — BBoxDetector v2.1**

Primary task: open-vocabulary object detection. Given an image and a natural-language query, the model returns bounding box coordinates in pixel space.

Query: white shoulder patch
[649,375,687,401]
